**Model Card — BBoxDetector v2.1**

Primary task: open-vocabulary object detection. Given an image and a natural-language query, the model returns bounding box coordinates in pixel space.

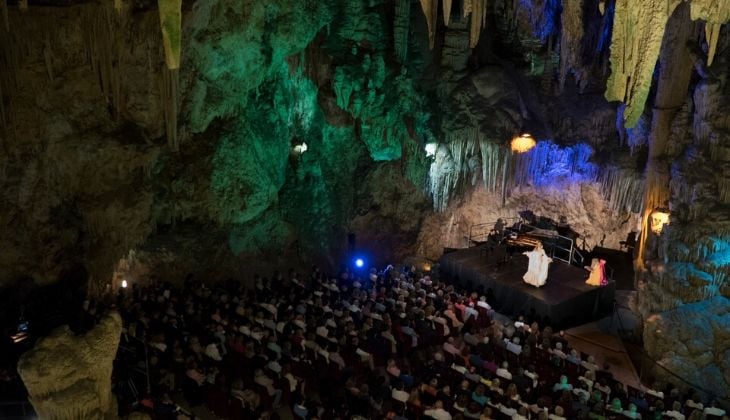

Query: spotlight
[291,137,308,155]
[425,142,438,157]
[355,258,364,268]
[121,280,128,288]
[292,142,308,155]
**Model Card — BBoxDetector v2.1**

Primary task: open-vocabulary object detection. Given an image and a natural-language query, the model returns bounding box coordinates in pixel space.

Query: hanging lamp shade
[510,133,536,153]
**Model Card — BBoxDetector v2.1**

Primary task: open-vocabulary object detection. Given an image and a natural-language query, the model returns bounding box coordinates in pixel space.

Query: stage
[439,245,615,328]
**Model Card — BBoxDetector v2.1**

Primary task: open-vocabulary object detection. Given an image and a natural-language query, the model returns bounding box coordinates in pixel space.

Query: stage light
[355,258,364,268]
[121,279,128,288]
[511,133,536,153]
[425,142,438,157]
[650,207,670,234]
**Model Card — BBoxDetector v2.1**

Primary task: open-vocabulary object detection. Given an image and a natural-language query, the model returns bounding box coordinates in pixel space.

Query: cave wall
[0,0,437,288]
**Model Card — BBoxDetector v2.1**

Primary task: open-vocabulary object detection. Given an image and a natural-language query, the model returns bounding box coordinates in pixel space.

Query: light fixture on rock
[291,138,308,155]
[425,142,438,157]
[649,207,670,234]
[121,279,128,288]
[510,133,536,153]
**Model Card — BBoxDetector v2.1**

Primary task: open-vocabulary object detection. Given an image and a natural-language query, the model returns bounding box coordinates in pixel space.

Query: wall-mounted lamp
[650,207,670,234]
[121,280,128,288]
[510,133,536,153]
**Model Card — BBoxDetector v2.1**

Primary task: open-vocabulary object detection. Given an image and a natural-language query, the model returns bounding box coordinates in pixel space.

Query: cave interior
[0,0,730,417]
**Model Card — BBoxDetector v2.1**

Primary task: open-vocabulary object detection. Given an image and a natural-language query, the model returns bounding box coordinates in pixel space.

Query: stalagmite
[605,0,681,128]
[637,3,695,267]
[18,312,123,420]
[689,0,730,66]
[559,0,585,92]
[420,0,439,49]
[443,0,452,26]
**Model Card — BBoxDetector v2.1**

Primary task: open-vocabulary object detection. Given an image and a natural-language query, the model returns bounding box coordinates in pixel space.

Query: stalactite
[114,0,126,16]
[393,0,410,63]
[82,3,124,119]
[158,0,182,70]
[689,0,730,66]
[0,79,5,132]
[467,0,488,48]
[559,0,585,92]
[1,0,8,32]
[160,67,179,150]
[18,0,27,12]
[158,0,182,149]
[605,0,681,128]
[598,166,645,213]
[420,0,439,49]
[479,137,502,191]
[42,36,54,83]
[419,0,487,49]
[443,0,452,26]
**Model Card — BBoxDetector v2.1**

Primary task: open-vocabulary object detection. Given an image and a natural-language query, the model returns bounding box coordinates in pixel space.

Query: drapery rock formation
[17,312,123,419]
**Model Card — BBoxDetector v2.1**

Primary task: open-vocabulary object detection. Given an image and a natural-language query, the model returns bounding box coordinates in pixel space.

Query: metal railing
[469,220,579,266]
[468,218,521,244]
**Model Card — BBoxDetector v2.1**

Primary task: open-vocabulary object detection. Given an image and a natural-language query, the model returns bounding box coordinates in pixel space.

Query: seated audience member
[623,402,642,419]
[549,405,567,420]
[424,400,452,420]
[663,401,686,420]
[552,375,573,392]
[496,361,513,381]
[685,393,704,410]
[703,401,727,418]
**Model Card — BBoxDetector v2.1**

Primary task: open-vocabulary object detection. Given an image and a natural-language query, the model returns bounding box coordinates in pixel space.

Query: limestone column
[636,3,695,270]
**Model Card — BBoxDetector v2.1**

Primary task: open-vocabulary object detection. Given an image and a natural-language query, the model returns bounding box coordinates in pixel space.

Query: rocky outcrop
[643,297,730,400]
[17,312,123,419]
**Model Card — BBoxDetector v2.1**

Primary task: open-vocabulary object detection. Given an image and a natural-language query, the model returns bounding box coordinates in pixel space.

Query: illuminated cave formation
[0,0,729,417]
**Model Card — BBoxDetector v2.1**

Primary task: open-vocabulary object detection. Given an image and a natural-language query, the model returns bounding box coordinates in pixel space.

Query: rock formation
[17,312,123,419]
[643,297,730,400]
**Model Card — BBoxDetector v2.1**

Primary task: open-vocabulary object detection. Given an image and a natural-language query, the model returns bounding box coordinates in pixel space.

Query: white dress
[523,248,552,287]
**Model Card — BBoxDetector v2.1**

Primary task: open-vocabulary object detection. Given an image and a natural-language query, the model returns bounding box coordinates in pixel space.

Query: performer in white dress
[523,242,552,287]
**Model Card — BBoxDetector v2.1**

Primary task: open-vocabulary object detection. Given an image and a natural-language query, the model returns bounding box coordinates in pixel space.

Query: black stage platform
[439,246,615,328]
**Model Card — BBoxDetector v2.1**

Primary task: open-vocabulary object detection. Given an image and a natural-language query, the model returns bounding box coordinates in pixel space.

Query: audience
[53,263,730,419]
